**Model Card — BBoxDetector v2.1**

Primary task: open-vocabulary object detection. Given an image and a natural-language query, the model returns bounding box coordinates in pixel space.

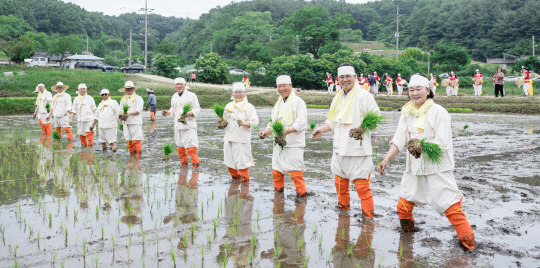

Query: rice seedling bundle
[349,111,384,141]
[178,103,193,124]
[163,144,173,156]
[120,105,129,121]
[213,103,228,129]
[309,122,316,133]
[45,103,51,112]
[52,131,61,141]
[405,138,443,164]
[269,119,286,148]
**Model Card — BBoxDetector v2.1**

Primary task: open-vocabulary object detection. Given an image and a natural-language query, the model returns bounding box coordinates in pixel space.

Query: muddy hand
[377,160,387,175]
[312,128,323,140]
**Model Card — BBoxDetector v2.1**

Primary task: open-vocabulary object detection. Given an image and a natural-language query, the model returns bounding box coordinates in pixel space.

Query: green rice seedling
[170,248,176,266]
[178,103,193,124]
[252,234,257,248]
[13,245,18,257]
[340,227,345,240]
[275,244,282,258]
[122,105,129,115]
[309,122,316,133]
[379,255,385,266]
[303,256,310,268]
[347,244,353,255]
[418,138,443,164]
[13,259,17,268]
[221,254,228,267]
[276,261,281,268]
[206,233,212,244]
[61,258,65,268]
[296,239,304,252]
[52,131,61,141]
[92,255,98,268]
[463,124,469,130]
[269,120,286,149]
[82,237,87,257]
[45,103,51,113]
[190,222,195,237]
[101,225,104,240]
[318,234,323,247]
[399,243,403,258]
[182,233,188,248]
[119,124,123,131]
[309,222,317,234]
[142,230,146,244]
[201,244,204,259]
[163,143,173,157]
[48,213,52,225]
[327,249,333,264]
[249,247,254,264]
[350,110,384,142]
[213,103,228,129]
[212,219,218,230]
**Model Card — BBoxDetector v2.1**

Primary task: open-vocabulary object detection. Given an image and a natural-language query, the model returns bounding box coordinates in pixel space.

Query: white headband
[174,77,186,84]
[338,66,355,76]
[38,83,45,87]
[408,74,430,88]
[78,83,87,89]
[232,82,245,92]
[276,75,291,85]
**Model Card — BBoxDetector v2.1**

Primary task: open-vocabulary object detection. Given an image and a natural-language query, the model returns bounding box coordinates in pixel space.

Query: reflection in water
[272,193,306,267]
[75,151,99,209]
[164,166,199,226]
[332,212,375,268]
[120,155,144,225]
[52,144,73,199]
[397,232,415,267]
[99,154,120,211]
[219,181,254,267]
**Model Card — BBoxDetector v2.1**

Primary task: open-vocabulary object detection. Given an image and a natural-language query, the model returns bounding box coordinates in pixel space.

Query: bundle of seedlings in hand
[119,124,123,131]
[178,103,193,124]
[163,143,173,160]
[213,103,227,129]
[120,105,129,121]
[405,138,443,164]
[309,122,316,133]
[269,119,286,149]
[45,103,51,113]
[461,124,469,131]
[52,131,61,141]
[349,111,384,142]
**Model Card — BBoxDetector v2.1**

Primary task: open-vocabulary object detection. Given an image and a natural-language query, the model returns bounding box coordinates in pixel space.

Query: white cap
[174,77,186,84]
[232,82,245,92]
[476,69,480,72]
[78,83,87,89]
[37,83,45,88]
[276,75,291,85]
[398,73,401,76]
[337,66,355,76]
[100,88,110,95]
[408,74,430,88]
[374,71,377,74]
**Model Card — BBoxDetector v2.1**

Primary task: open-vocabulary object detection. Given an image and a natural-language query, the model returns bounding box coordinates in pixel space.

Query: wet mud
[0,109,539,267]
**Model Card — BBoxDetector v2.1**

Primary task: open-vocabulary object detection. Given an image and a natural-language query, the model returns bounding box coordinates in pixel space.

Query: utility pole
[296,35,299,55]
[210,42,212,53]
[86,36,89,54]
[533,35,535,56]
[129,29,132,65]
[395,6,401,61]
[139,0,153,71]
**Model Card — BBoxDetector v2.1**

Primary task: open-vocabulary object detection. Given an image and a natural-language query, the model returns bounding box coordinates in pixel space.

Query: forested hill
[1,0,539,61]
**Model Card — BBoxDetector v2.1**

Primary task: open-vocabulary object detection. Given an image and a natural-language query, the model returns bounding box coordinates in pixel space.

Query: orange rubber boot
[85,132,94,148]
[354,179,374,218]
[177,147,188,165]
[187,147,200,168]
[397,197,415,232]
[239,168,249,183]
[133,140,142,155]
[272,170,285,192]
[44,123,52,135]
[80,135,87,147]
[150,112,156,121]
[445,202,475,251]
[65,127,73,142]
[335,175,350,210]
[127,141,135,154]
[227,167,240,181]
[55,127,62,138]
[290,171,307,198]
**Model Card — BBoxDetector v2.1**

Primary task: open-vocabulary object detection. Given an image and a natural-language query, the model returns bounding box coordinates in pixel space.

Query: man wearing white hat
[90,89,120,152]
[47,82,73,142]
[259,74,308,198]
[221,82,259,182]
[70,83,97,148]
[33,83,53,140]
[473,69,483,97]
[119,81,144,155]
[162,77,201,167]
[312,63,381,217]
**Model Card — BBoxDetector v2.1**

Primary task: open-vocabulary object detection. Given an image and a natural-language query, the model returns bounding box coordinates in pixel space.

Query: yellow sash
[271,90,296,125]
[326,83,360,124]
[121,93,138,105]
[35,90,47,105]
[97,99,111,110]
[52,92,64,102]
[225,96,248,112]
[401,99,434,133]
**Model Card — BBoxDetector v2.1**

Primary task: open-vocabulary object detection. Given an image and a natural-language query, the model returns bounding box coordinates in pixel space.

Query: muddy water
[0,109,538,267]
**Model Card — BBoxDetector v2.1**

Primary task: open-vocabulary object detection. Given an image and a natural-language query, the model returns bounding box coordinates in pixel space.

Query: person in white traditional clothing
[90,89,120,152]
[313,63,381,217]
[118,81,144,155]
[33,83,53,141]
[162,77,201,168]
[396,73,404,95]
[449,72,459,97]
[70,83,97,148]
[47,81,73,142]
[472,69,483,97]
[259,74,308,198]
[430,73,437,95]
[220,82,259,182]
[377,73,475,251]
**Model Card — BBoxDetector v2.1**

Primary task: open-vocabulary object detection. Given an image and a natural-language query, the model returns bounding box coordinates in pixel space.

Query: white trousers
[52,115,70,128]
[174,128,198,148]
[452,86,458,96]
[386,86,392,95]
[99,127,117,144]
[473,85,482,96]
[372,85,379,95]
[272,146,305,173]
[331,152,374,180]
[327,84,334,93]
[523,83,530,95]
[431,86,436,94]
[223,141,253,170]
[77,121,93,135]
[123,124,143,141]
[397,85,403,95]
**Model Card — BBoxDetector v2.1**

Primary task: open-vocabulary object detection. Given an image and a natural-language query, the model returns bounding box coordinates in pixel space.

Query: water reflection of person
[164,166,200,227]
[273,193,306,266]
[100,154,120,211]
[332,212,375,268]
[75,151,98,209]
[52,144,73,199]
[220,181,254,267]
[36,143,53,188]
[120,155,144,225]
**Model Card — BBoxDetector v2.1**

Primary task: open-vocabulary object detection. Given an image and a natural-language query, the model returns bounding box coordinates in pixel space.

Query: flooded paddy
[0,109,539,267]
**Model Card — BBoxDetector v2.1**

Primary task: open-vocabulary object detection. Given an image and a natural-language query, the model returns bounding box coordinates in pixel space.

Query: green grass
[380,106,393,111]
[306,104,329,108]
[446,108,473,113]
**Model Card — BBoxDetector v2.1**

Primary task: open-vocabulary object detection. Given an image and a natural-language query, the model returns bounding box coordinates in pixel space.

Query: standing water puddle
[0,109,539,267]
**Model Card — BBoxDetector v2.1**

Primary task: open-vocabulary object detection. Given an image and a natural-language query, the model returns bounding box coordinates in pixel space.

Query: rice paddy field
[0,109,539,267]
